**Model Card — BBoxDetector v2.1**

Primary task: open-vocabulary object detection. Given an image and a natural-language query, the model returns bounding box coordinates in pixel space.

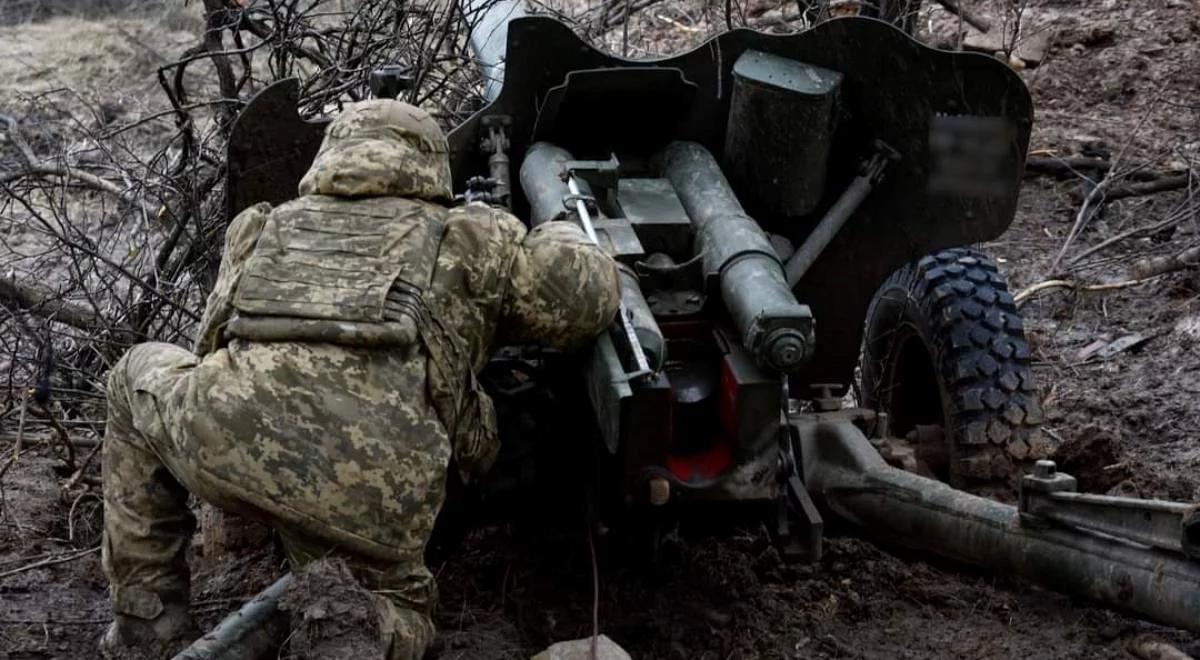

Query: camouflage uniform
[100,99,621,658]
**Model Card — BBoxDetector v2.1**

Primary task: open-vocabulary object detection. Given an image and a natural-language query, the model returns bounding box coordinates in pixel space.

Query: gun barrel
[660,141,813,373]
[796,417,1200,634]
[460,0,527,102]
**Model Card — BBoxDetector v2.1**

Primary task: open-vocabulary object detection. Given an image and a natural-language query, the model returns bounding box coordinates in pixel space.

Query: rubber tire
[860,247,1043,495]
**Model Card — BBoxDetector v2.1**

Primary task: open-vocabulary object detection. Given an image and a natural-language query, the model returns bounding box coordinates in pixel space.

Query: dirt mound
[1051,426,1130,493]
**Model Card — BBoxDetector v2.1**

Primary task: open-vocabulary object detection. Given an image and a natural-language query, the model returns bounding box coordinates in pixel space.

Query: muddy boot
[377,599,436,660]
[100,592,198,660]
[279,558,392,659]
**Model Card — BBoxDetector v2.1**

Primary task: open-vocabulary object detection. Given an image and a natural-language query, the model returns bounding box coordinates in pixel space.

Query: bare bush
[0,0,510,434]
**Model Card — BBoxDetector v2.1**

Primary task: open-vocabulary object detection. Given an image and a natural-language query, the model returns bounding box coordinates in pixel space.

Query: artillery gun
[179,3,1200,658]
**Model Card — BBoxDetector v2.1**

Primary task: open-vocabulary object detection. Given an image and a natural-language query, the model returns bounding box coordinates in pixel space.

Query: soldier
[99,99,621,659]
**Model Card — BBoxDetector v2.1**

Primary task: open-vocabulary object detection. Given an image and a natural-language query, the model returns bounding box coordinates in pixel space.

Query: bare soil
[1,0,1198,658]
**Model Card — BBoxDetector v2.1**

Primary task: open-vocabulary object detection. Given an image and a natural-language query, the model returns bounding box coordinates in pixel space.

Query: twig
[1024,156,1178,182]
[66,491,100,543]
[1101,174,1191,202]
[64,441,103,491]
[0,115,159,219]
[1066,207,1192,267]
[0,546,99,581]
[0,113,38,165]
[0,618,108,625]
[0,393,30,498]
[1052,173,1114,274]
[593,0,667,30]
[1050,90,1164,273]
[1013,277,1162,307]
[30,404,76,471]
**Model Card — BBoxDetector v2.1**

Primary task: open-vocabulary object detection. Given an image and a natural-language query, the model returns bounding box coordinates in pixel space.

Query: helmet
[298,99,453,201]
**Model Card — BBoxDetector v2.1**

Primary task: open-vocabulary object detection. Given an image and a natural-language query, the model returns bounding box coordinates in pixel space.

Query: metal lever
[1020,460,1200,559]
[564,165,652,380]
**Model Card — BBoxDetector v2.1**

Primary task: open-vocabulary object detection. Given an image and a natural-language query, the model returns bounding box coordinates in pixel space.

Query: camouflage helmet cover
[298,99,453,201]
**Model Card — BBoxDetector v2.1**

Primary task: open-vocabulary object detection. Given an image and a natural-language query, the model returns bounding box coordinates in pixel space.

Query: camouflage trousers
[103,341,450,659]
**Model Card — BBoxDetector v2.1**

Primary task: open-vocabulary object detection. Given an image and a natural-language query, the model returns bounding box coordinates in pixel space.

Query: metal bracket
[565,155,620,211]
[475,115,513,209]
[1020,460,1200,559]
[561,193,598,215]
[861,138,901,184]
[778,396,823,563]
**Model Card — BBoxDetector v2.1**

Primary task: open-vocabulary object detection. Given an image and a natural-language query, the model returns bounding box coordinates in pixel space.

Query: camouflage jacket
[193,100,620,482]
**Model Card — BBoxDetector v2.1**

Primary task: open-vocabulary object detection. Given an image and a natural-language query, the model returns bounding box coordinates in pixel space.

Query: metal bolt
[768,332,807,371]
[648,477,670,506]
[1033,459,1057,478]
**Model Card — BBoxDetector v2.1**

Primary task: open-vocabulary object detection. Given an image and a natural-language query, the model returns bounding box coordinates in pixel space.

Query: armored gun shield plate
[532,67,700,157]
[226,78,331,221]
[450,15,1033,389]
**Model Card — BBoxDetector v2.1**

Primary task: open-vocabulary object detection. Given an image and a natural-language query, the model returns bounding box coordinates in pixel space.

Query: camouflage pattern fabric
[298,99,453,201]
[101,98,620,659]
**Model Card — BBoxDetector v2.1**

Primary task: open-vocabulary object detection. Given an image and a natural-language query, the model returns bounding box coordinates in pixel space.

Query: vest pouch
[224,315,419,349]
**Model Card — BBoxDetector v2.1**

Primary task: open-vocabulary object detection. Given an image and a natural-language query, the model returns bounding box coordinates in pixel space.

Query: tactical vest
[228,196,443,347]
[225,195,498,476]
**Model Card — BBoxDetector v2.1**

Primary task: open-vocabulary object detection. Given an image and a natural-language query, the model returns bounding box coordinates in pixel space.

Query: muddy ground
[1,0,1198,658]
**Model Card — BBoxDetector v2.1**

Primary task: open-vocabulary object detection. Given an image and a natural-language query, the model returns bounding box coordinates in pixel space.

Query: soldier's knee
[108,343,196,398]
[106,342,196,434]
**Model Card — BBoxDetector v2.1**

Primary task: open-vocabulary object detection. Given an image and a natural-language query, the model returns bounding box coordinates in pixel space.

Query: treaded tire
[860,247,1044,495]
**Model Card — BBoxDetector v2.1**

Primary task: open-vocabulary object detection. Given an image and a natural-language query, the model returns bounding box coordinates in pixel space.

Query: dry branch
[1024,156,1182,183]
[64,441,103,491]
[1129,245,1200,280]
[1102,174,1191,202]
[1051,172,1114,274]
[1013,277,1161,307]
[29,404,77,471]
[1065,206,1193,268]
[1,115,160,219]
[0,275,108,333]
[0,546,100,581]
